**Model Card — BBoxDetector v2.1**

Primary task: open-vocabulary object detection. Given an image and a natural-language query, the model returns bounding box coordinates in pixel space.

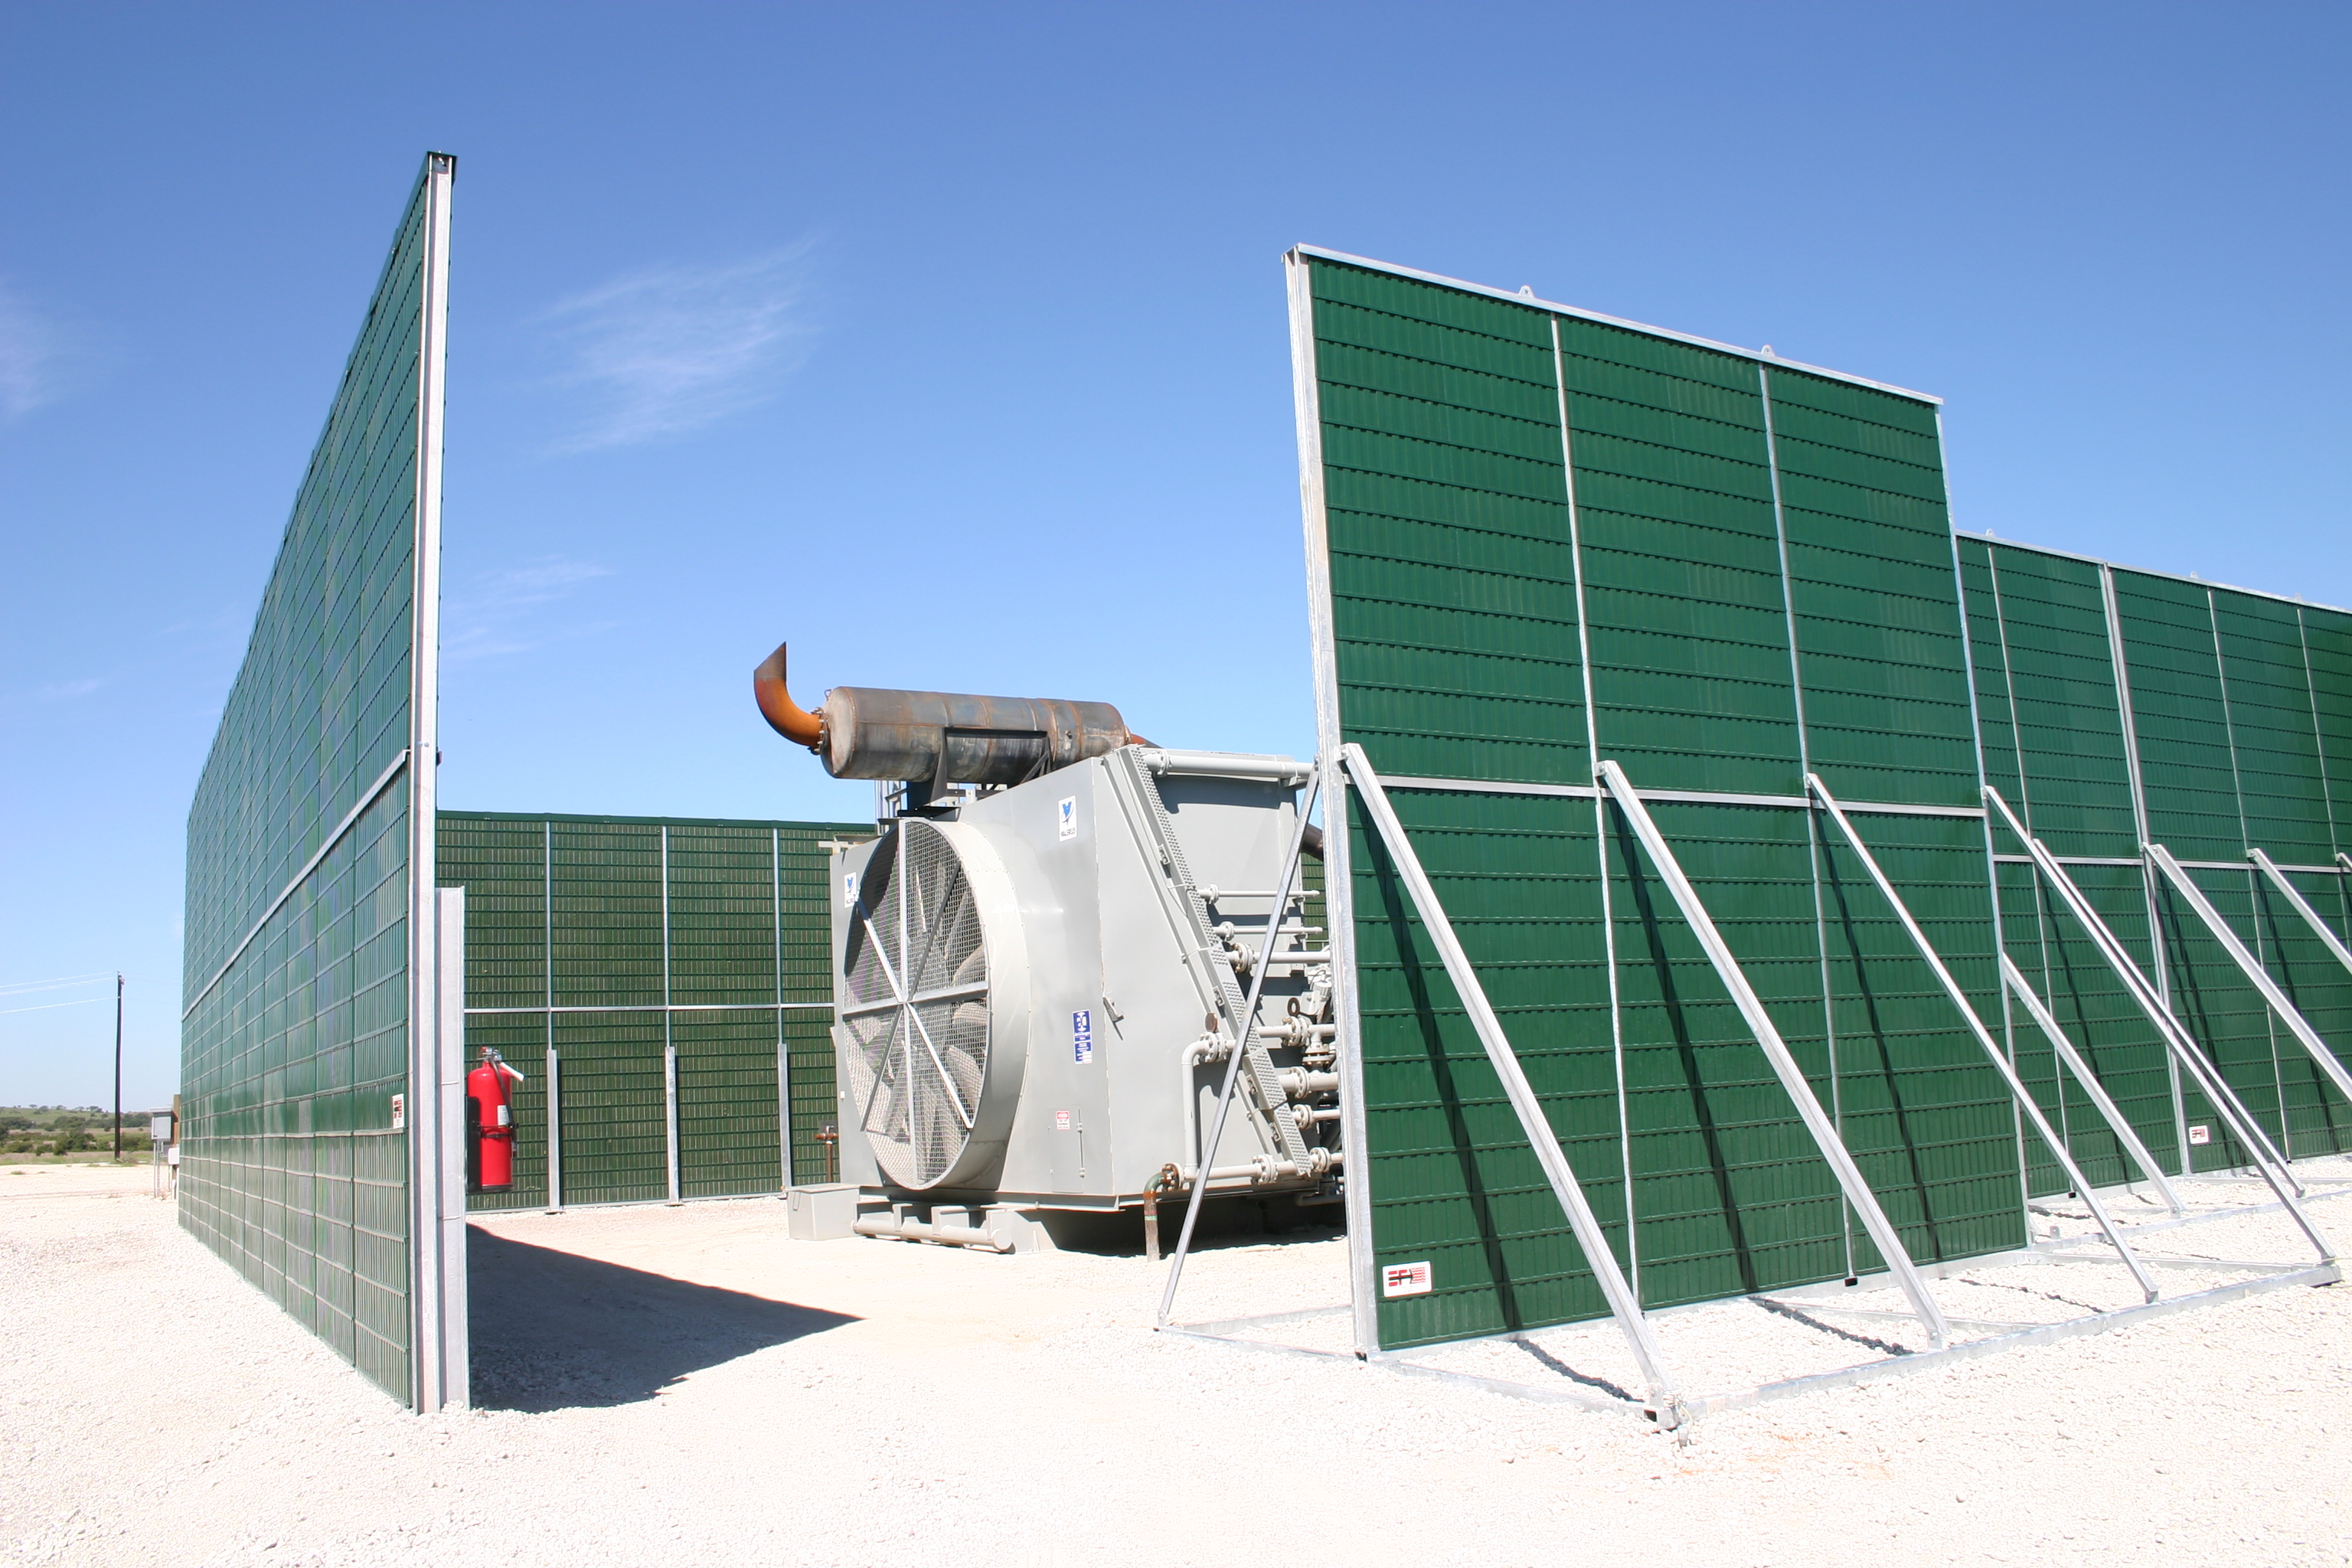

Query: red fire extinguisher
[466,1049,526,1194]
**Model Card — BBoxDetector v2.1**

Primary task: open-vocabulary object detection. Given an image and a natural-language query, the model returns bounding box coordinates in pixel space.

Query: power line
[0,972,116,998]
[0,997,106,1017]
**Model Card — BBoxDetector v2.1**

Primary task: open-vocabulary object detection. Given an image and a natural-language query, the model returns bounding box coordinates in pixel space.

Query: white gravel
[6,1160,2351,1567]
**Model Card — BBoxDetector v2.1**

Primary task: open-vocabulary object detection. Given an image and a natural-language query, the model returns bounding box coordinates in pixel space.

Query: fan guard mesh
[840,820,990,1188]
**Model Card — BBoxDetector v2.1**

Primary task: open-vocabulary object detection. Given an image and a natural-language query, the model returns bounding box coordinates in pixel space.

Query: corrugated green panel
[1351,787,1619,1348]
[2306,606,2352,848]
[668,824,778,1008]
[435,817,546,1010]
[556,1011,666,1205]
[1314,260,1586,788]
[180,162,434,1404]
[2116,572,2245,863]
[2257,871,2352,1155]
[552,822,663,1008]
[786,1013,841,1185]
[2213,595,2334,864]
[1955,541,2138,858]
[1612,800,1842,1308]
[676,1009,782,1198]
[1560,315,1795,799]
[1769,367,1974,808]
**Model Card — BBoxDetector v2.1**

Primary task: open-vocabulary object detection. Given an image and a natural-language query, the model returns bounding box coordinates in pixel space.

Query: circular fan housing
[837,818,1026,1191]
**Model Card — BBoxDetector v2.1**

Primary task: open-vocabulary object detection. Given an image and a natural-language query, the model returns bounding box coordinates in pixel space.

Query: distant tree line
[0,1106,159,1157]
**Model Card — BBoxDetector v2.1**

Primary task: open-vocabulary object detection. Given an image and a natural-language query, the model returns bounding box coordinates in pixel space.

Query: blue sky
[2,2,2344,1107]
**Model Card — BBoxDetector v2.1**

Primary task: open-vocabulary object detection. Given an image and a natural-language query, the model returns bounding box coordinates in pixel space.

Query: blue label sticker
[1072,1009,1093,1064]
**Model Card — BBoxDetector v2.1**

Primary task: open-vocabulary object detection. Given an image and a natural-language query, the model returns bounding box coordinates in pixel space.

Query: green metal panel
[180,160,440,1403]
[553,821,664,1008]
[676,1009,783,1198]
[555,1010,667,1205]
[1303,254,2024,1352]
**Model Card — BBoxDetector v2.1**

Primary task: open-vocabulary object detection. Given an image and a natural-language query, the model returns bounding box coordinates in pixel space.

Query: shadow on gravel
[468,1227,858,1412]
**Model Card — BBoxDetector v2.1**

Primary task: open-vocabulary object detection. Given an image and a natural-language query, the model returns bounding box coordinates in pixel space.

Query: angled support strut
[1599,760,1950,1348]
[2249,848,2352,981]
[2146,844,2352,1107]
[1345,745,1685,1419]
[1807,776,2157,1301]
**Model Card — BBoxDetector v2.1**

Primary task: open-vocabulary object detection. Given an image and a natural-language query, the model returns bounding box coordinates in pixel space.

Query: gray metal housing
[828,748,1338,1212]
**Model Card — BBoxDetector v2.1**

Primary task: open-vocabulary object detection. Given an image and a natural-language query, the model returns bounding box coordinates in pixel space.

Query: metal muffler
[753,642,1145,786]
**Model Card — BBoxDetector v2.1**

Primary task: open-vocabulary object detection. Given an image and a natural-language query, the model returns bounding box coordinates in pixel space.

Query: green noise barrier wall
[1289,246,2352,1354]
[1961,537,2352,1182]
[181,155,457,1407]
[435,812,871,1210]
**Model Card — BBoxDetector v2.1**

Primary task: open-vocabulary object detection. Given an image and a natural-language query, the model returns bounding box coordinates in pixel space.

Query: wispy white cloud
[0,281,67,423]
[540,245,816,453]
[441,557,618,664]
[36,678,102,701]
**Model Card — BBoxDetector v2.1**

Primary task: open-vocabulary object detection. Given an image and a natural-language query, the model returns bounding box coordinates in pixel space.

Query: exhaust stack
[753,642,1148,786]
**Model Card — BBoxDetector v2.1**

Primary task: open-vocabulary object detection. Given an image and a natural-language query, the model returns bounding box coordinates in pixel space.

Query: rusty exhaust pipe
[753,639,1152,784]
[753,642,825,752]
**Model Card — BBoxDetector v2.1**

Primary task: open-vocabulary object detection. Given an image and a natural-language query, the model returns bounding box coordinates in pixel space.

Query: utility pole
[113,973,123,1162]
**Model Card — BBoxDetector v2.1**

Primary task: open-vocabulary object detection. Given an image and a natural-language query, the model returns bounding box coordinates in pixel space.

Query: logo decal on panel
[1058,796,1077,841]
[1072,1009,1093,1064]
[1381,1262,1432,1298]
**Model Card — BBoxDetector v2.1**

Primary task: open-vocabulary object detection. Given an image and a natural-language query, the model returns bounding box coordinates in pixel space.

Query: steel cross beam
[1342,746,1686,1419]
[1999,955,2187,1215]
[2249,848,2352,981]
[2146,844,2352,1106]
[1596,760,1950,1347]
[1805,775,2158,1302]
[1981,788,2334,1263]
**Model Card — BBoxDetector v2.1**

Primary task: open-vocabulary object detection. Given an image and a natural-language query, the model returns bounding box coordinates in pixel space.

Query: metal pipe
[1807,775,2158,1303]
[1601,759,1950,1351]
[1180,1152,1341,1184]
[852,1215,1009,1251]
[1142,750,1315,786]
[2000,955,2187,1216]
[751,642,824,750]
[1177,1037,1227,1178]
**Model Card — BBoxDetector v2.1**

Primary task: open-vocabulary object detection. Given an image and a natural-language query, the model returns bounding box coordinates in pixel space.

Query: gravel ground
[6,1161,2350,1567]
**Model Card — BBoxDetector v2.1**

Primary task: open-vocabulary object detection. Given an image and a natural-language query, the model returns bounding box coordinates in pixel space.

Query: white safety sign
[1382,1261,1433,1298]
[1072,1009,1093,1064]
